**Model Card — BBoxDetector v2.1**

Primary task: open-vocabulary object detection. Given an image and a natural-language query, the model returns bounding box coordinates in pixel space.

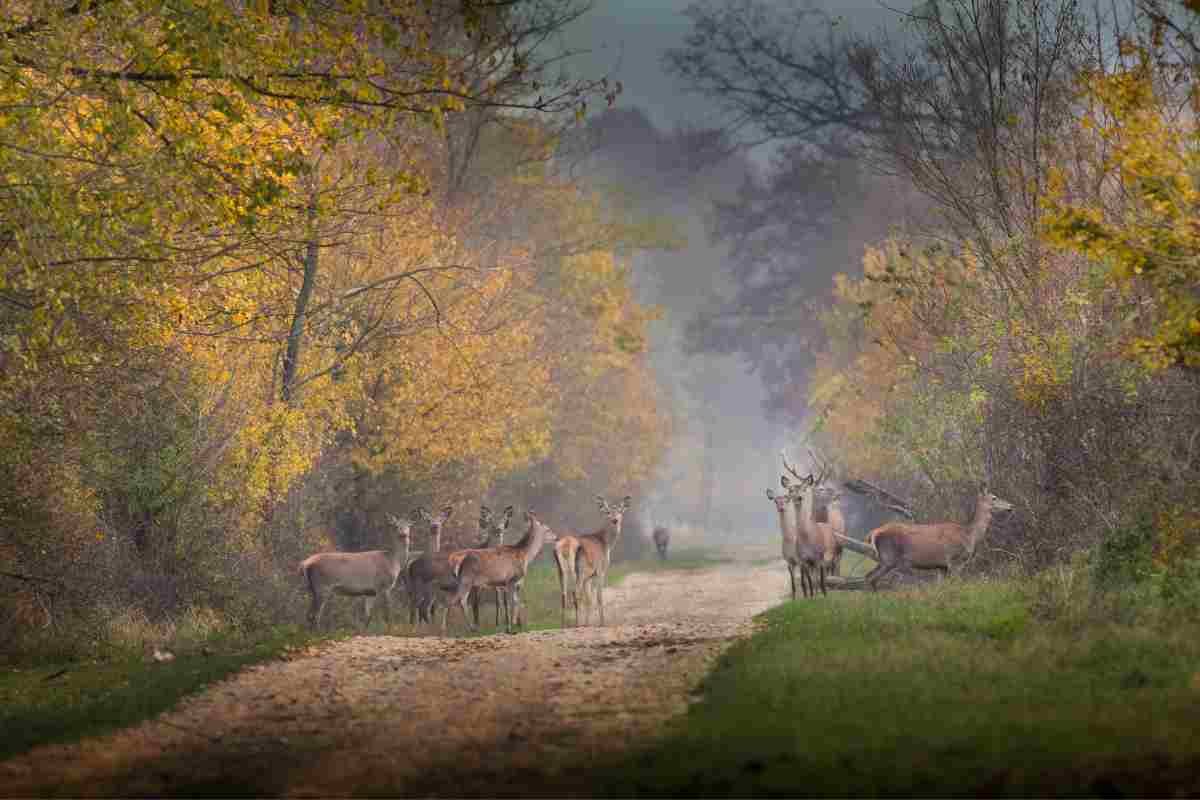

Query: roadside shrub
[1092,516,1156,590]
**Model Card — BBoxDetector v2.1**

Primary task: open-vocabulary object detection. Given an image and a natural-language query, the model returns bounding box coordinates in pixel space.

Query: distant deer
[572,495,631,626]
[765,487,812,599]
[300,514,413,629]
[845,489,1015,590]
[405,505,456,624]
[440,510,553,632]
[652,526,670,561]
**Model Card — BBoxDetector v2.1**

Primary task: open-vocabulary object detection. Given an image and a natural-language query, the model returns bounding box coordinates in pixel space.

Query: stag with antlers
[782,451,844,576]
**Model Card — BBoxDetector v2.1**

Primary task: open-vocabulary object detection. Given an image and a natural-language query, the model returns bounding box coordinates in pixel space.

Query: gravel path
[0,554,786,797]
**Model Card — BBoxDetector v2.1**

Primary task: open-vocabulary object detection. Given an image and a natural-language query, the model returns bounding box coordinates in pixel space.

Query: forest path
[0,548,786,797]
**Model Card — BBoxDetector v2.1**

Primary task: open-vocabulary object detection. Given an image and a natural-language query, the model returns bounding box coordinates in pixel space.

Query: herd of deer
[767,453,1015,595]
[298,452,1016,635]
[299,495,635,634]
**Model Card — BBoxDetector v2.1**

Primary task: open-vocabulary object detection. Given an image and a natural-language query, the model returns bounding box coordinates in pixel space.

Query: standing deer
[405,505,456,624]
[840,489,1015,590]
[652,526,671,561]
[300,514,413,629]
[573,495,631,626]
[783,452,844,576]
[440,510,553,632]
[552,530,582,627]
[451,504,513,627]
[784,474,832,598]
[766,487,811,599]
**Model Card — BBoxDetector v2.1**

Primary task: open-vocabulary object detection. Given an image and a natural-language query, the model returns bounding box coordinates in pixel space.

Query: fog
[559,2,908,544]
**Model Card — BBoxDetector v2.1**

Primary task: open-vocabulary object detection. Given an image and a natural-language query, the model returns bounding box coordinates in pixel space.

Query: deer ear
[503,505,514,519]
[780,475,790,489]
[766,488,776,500]
[416,506,430,522]
[622,495,632,511]
[440,505,455,522]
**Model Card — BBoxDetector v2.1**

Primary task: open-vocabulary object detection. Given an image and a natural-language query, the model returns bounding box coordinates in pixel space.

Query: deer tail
[440,552,478,593]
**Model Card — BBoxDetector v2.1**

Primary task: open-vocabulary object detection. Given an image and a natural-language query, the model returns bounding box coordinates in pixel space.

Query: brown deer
[405,505,456,624]
[552,531,582,627]
[857,490,1015,590]
[300,514,413,629]
[652,526,671,561]
[445,504,513,627]
[572,495,631,626]
[439,510,553,632]
[783,452,844,576]
[784,473,833,597]
[765,486,812,599]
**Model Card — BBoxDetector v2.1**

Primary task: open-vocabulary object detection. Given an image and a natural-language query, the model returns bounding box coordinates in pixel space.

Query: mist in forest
[561,2,907,543]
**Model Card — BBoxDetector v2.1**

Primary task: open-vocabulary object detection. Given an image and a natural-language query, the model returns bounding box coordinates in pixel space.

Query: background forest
[0,0,670,650]
[660,0,1200,595]
[6,0,1200,654]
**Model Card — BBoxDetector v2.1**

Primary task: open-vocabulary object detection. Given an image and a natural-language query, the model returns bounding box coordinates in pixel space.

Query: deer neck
[775,506,797,544]
[513,520,547,568]
[432,529,441,553]
[602,518,622,556]
[794,486,816,538]
[965,498,995,556]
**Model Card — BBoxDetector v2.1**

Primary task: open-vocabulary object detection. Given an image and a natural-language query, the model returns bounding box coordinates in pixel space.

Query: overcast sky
[560,1,903,130]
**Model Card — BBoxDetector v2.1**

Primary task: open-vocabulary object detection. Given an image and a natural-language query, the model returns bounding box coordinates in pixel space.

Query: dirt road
[0,553,786,797]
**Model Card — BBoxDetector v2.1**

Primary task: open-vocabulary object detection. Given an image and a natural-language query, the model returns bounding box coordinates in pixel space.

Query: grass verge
[0,625,344,762]
[593,578,1200,797]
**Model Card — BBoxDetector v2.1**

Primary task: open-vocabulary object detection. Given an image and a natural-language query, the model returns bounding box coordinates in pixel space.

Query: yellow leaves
[1043,59,1200,371]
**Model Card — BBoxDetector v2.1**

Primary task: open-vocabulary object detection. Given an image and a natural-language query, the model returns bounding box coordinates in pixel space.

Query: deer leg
[597,572,606,626]
[866,560,899,591]
[307,591,325,629]
[458,593,475,631]
[468,588,480,628]
[362,596,376,630]
[818,564,827,597]
[787,562,797,601]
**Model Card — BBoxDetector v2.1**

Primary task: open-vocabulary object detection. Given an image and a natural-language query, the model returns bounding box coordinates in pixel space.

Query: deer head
[980,490,1014,514]
[595,495,632,527]
[765,487,789,514]
[386,513,414,540]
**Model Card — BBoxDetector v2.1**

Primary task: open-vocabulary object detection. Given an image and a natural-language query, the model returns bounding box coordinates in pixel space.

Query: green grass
[591,579,1200,797]
[0,625,344,762]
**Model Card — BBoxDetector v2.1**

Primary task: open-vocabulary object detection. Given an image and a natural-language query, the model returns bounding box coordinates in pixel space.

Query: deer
[300,514,413,630]
[439,510,553,632]
[784,473,834,598]
[572,495,631,626]
[765,486,813,600]
[838,489,1015,590]
[552,529,583,627]
[652,525,670,561]
[405,505,456,625]
[446,504,513,627]
[783,451,844,576]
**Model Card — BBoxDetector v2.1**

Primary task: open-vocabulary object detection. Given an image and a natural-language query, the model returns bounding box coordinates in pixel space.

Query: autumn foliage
[0,2,667,647]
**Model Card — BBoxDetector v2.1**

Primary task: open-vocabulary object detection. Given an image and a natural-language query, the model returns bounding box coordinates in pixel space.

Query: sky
[560,1,903,131]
